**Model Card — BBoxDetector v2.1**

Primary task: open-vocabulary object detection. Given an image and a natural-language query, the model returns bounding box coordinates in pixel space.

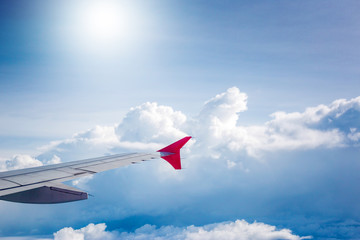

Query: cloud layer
[5,86,359,170]
[1,87,360,239]
[53,220,311,240]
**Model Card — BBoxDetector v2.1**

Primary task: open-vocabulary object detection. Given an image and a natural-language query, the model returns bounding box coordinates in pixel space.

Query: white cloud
[0,154,63,172]
[183,220,312,240]
[116,102,188,143]
[73,125,119,146]
[6,87,358,170]
[54,223,116,240]
[35,125,122,163]
[0,154,43,171]
[191,88,360,158]
[53,220,311,240]
[198,86,248,129]
[348,128,360,142]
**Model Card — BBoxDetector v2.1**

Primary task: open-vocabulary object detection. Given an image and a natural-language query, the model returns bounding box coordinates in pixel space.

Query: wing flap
[0,183,88,204]
[0,182,53,196]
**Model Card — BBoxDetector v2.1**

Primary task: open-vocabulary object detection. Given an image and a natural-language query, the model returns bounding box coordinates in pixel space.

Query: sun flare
[65,0,146,54]
[80,2,126,42]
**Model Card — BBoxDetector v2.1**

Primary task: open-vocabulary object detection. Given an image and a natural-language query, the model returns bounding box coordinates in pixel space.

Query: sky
[0,0,360,239]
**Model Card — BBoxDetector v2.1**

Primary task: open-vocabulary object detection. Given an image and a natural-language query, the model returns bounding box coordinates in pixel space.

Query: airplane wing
[0,136,191,204]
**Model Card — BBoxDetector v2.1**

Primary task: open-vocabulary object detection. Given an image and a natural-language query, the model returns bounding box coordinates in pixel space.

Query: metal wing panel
[76,162,126,173]
[74,154,154,173]
[0,179,20,189]
[55,167,89,175]
[0,153,160,197]
[3,170,72,185]
[0,153,134,179]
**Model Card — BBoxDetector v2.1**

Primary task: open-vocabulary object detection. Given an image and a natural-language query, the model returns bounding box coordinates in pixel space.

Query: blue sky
[1,1,360,239]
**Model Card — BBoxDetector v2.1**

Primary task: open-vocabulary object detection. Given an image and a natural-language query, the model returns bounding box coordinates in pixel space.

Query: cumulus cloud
[116,102,188,143]
[0,154,43,171]
[53,220,310,240]
[36,125,120,163]
[7,86,359,168]
[1,87,360,239]
[54,223,116,240]
[348,128,360,142]
[0,154,63,172]
[191,88,360,157]
[198,87,248,128]
[34,109,187,166]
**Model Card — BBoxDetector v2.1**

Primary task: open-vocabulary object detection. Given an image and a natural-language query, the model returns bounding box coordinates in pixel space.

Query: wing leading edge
[0,136,191,204]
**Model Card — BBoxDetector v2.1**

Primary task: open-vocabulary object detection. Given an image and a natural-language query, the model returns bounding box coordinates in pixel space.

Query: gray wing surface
[0,153,159,204]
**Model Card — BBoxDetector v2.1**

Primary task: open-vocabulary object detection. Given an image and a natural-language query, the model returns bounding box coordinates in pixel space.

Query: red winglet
[157,136,192,170]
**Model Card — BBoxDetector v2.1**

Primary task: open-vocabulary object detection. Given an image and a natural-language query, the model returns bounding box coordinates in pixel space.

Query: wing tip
[157,136,192,170]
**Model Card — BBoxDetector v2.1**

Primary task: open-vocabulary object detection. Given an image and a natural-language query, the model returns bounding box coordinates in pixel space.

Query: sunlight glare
[66,0,146,55]
[80,2,126,42]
